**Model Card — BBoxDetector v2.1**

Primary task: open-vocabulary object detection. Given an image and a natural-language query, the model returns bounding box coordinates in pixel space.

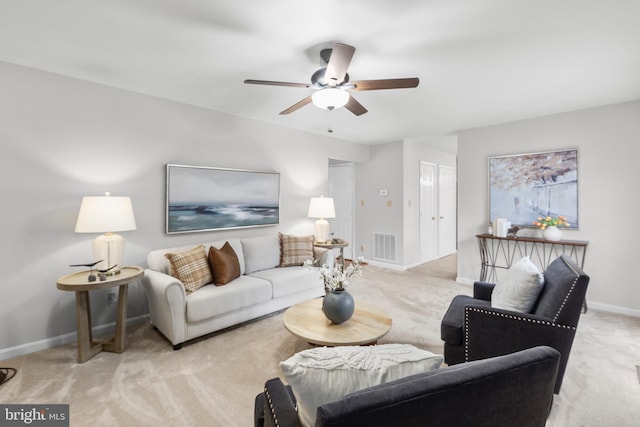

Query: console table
[476,234,588,283]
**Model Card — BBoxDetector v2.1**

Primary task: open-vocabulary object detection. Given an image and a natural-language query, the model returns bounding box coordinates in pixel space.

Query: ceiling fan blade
[325,43,355,86]
[244,79,310,88]
[350,78,419,91]
[344,95,368,116]
[279,96,313,115]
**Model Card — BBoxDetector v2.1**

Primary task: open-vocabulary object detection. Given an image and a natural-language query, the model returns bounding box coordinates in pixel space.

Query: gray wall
[457,100,640,315]
[0,61,369,356]
[354,142,404,264]
[354,139,457,268]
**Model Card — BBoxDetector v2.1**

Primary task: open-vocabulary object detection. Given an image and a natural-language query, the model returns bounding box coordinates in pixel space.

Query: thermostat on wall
[379,189,388,196]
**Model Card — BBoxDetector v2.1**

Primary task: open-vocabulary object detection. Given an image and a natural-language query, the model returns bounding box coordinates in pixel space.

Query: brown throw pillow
[279,233,315,267]
[165,245,213,294]
[208,242,241,285]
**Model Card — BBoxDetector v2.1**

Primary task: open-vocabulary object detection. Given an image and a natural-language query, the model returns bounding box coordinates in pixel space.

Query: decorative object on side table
[533,215,570,242]
[69,260,103,282]
[306,257,364,324]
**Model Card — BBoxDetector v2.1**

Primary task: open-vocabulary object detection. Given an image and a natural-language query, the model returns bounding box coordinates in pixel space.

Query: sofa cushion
[279,233,315,267]
[249,265,322,298]
[208,241,240,285]
[280,344,443,427]
[164,245,212,294]
[186,275,272,322]
[242,235,280,274]
[492,256,545,313]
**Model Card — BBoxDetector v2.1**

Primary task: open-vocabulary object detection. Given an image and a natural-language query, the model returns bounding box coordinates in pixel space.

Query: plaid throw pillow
[279,233,315,267]
[165,245,213,294]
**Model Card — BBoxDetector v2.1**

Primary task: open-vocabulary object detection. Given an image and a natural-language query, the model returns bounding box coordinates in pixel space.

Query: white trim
[588,301,640,319]
[364,259,405,271]
[0,315,148,361]
[365,259,440,271]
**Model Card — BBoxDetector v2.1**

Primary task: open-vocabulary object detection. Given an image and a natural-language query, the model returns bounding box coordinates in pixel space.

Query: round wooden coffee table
[283,298,392,346]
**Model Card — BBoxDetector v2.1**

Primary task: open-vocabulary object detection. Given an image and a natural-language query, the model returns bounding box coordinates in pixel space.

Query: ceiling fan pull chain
[327,109,333,133]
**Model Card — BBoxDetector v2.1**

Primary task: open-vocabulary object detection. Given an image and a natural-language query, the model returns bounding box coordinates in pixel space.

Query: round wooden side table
[283,298,392,346]
[314,240,349,265]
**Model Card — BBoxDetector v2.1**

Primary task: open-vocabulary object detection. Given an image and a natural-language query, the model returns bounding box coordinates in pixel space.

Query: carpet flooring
[2,255,639,426]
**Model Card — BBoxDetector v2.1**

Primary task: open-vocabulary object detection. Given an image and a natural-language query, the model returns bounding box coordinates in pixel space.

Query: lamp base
[92,233,125,272]
[314,218,330,243]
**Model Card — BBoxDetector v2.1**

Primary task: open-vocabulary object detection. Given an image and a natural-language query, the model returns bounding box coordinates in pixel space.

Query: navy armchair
[441,254,589,393]
[255,346,560,427]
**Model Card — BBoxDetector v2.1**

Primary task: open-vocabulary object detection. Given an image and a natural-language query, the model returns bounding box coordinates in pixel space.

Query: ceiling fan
[244,43,419,116]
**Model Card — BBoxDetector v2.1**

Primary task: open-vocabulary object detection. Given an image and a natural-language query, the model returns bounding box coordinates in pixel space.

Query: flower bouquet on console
[533,215,570,241]
[533,215,570,229]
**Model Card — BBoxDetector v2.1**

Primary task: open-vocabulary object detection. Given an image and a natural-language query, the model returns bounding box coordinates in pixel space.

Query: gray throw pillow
[492,256,545,313]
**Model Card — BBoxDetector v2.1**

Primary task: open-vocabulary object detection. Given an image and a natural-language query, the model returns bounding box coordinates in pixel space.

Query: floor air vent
[372,232,397,263]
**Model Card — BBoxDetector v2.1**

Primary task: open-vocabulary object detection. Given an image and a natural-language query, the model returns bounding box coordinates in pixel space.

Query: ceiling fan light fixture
[312,88,349,111]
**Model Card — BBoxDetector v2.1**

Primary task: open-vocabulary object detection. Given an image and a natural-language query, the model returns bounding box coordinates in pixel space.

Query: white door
[438,165,457,257]
[419,162,437,263]
[329,163,355,260]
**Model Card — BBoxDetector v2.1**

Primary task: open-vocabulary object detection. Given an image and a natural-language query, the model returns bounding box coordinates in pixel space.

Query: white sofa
[142,235,331,349]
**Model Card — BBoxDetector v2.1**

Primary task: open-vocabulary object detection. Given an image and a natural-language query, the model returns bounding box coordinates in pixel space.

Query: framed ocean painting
[488,149,578,229]
[166,164,280,234]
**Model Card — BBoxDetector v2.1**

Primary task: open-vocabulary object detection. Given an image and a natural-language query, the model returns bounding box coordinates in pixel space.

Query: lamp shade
[75,193,137,233]
[308,196,336,219]
[311,88,349,110]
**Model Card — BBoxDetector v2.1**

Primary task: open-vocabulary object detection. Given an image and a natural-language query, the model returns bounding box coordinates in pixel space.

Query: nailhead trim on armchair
[264,386,280,427]
[464,307,577,361]
[552,275,579,323]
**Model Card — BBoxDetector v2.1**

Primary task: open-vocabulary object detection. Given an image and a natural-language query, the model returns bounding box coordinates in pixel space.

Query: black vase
[322,290,355,324]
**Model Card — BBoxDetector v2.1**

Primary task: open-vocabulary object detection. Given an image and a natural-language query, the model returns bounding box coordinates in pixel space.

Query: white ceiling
[1,0,639,145]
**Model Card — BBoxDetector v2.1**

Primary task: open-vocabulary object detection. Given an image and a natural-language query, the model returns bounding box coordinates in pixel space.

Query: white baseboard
[364,259,406,271]
[366,256,454,272]
[587,301,640,318]
[0,315,149,362]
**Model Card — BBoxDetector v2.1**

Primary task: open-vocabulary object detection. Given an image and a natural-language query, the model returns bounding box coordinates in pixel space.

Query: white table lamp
[75,192,137,274]
[308,196,336,243]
